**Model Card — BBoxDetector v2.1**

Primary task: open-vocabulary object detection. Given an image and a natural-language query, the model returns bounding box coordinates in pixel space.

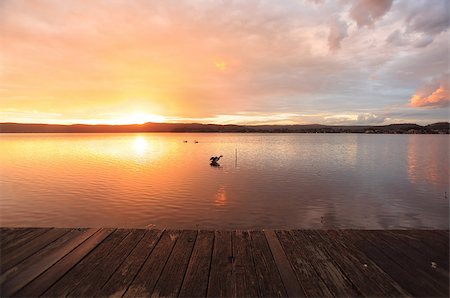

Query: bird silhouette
[210,155,223,166]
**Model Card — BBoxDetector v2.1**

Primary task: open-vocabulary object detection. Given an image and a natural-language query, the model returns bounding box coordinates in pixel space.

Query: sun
[214,61,226,71]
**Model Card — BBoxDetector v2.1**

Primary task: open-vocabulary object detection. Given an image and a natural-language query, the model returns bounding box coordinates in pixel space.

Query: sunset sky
[0,0,449,125]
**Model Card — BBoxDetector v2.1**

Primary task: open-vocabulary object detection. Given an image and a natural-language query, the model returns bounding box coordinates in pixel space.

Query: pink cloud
[349,0,393,27]
[410,74,449,108]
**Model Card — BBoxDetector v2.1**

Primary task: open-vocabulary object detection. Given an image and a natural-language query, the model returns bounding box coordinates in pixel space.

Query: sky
[0,0,449,125]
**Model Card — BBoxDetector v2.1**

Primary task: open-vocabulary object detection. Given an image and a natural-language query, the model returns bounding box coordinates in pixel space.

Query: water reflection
[0,133,448,229]
[214,186,227,207]
[407,135,449,186]
[133,136,149,156]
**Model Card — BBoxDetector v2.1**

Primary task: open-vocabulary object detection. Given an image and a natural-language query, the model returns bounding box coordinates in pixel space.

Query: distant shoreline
[0,122,449,134]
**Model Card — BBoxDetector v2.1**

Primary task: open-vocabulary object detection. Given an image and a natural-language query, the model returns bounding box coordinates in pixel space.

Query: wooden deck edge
[264,230,305,297]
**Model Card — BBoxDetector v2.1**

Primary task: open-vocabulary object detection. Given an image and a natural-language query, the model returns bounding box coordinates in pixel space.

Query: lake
[0,133,448,229]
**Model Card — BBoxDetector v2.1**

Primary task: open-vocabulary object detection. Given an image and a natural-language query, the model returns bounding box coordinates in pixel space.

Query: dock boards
[0,228,448,297]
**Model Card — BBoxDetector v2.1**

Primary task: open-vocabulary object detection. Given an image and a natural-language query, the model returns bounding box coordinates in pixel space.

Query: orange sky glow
[0,0,448,125]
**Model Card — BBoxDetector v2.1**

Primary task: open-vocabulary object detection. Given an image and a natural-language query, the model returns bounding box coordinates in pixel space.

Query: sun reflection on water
[133,136,149,156]
[214,186,227,207]
[0,133,448,229]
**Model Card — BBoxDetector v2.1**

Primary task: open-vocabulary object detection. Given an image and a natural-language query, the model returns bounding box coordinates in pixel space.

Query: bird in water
[183,140,188,143]
[210,155,223,166]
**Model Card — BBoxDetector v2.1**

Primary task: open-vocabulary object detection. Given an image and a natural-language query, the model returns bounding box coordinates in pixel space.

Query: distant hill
[0,122,448,134]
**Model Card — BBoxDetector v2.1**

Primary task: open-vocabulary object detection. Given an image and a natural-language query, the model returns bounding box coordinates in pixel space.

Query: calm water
[0,133,448,229]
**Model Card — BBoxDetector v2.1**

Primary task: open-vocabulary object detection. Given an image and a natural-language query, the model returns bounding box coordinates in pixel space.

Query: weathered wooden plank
[355,230,448,297]
[318,230,410,297]
[435,230,450,240]
[0,228,447,298]
[124,230,181,297]
[1,229,89,284]
[390,230,449,271]
[43,229,128,296]
[1,228,32,242]
[251,230,287,297]
[1,228,51,258]
[403,230,449,248]
[0,228,98,296]
[97,229,163,297]
[276,230,332,297]
[0,228,36,247]
[0,228,16,242]
[382,231,449,287]
[179,230,214,297]
[233,231,260,297]
[0,228,18,238]
[69,229,146,297]
[348,230,444,297]
[1,228,69,272]
[207,231,234,297]
[293,230,359,297]
[152,230,197,297]
[265,230,304,297]
[15,228,114,297]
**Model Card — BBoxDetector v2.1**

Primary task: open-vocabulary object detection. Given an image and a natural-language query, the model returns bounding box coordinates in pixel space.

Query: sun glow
[214,61,226,71]
[115,113,166,125]
[133,136,149,155]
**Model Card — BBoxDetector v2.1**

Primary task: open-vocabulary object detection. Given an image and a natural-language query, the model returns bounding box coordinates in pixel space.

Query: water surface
[1,133,448,229]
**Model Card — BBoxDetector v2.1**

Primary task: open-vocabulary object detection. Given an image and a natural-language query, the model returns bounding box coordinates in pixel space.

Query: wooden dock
[0,228,448,297]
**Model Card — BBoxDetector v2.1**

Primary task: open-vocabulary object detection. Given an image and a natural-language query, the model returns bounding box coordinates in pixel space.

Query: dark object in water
[183,140,188,143]
[210,155,223,166]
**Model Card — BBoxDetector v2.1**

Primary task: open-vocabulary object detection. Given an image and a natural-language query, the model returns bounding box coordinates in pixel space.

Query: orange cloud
[410,74,449,108]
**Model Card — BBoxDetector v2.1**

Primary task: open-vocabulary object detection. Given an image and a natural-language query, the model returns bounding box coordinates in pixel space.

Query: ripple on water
[0,133,448,229]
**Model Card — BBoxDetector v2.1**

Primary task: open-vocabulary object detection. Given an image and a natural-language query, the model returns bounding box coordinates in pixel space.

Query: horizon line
[1,121,448,127]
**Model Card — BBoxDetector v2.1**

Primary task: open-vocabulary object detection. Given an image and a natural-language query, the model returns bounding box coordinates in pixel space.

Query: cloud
[305,0,324,4]
[412,35,434,48]
[349,0,394,27]
[386,0,449,49]
[410,74,450,108]
[328,18,348,51]
[356,113,387,124]
[406,0,449,36]
[387,31,434,49]
[168,112,302,125]
[386,29,406,46]
[171,112,388,125]
[0,0,448,125]
[322,113,387,125]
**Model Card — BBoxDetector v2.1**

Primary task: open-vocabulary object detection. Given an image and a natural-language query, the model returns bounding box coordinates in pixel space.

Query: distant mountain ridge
[0,122,449,134]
